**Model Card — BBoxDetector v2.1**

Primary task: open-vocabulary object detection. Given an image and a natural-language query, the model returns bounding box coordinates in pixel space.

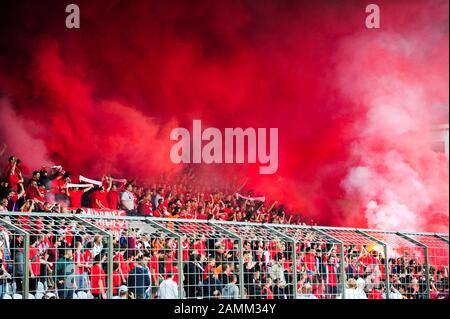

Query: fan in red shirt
[112,262,121,295]
[68,184,93,208]
[113,248,130,282]
[6,159,23,191]
[92,187,109,209]
[29,236,43,293]
[138,193,153,216]
[90,254,107,299]
[107,179,126,209]
[325,256,339,298]
[149,251,162,285]
[262,278,274,299]
[304,247,317,274]
[368,286,384,299]
[196,207,207,220]
[203,256,216,280]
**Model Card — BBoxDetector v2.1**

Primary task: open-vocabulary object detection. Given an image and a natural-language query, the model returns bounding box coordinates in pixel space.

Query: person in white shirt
[121,183,135,212]
[158,272,179,299]
[345,278,367,299]
[92,235,103,258]
[383,285,403,299]
[297,284,317,299]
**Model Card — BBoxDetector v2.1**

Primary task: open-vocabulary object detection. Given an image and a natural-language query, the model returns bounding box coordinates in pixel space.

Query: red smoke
[0,0,448,232]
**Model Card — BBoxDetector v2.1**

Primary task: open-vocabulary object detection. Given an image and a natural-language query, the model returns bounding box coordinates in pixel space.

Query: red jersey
[84,250,92,273]
[7,173,20,191]
[193,241,206,257]
[139,200,153,216]
[368,290,383,299]
[29,247,41,276]
[25,185,39,200]
[305,253,316,272]
[327,264,338,286]
[204,264,215,280]
[113,253,129,279]
[262,286,274,299]
[92,191,108,209]
[90,264,106,295]
[113,270,121,295]
[74,251,85,274]
[70,190,85,208]
[107,191,119,209]
[149,255,159,284]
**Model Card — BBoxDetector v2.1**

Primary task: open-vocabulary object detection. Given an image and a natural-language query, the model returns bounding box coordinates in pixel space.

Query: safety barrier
[0,212,448,299]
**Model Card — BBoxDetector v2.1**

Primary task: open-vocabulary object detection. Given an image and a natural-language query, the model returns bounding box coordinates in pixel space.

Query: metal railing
[0,212,448,300]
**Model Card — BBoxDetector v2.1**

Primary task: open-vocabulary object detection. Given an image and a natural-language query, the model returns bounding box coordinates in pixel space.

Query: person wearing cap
[118,285,135,299]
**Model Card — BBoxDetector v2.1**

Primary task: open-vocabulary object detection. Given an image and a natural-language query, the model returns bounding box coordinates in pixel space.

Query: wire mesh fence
[1,212,113,299]
[213,221,297,299]
[268,224,344,299]
[81,215,183,299]
[153,219,242,299]
[404,233,449,299]
[318,228,388,299]
[0,212,448,299]
[0,217,29,299]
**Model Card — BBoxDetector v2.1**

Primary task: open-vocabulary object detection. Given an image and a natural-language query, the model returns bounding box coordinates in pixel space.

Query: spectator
[92,187,109,210]
[261,277,274,299]
[127,256,151,299]
[74,241,90,291]
[108,180,126,209]
[67,185,93,208]
[55,246,76,299]
[121,183,136,215]
[114,285,135,299]
[92,235,103,258]
[222,274,239,299]
[90,254,107,299]
[0,197,7,212]
[158,271,178,299]
[270,253,286,283]
[0,246,11,299]
[298,283,317,299]
[202,270,222,298]
[273,278,288,299]
[345,278,367,299]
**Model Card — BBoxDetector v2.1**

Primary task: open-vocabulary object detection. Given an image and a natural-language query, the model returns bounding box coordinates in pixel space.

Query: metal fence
[0,212,448,299]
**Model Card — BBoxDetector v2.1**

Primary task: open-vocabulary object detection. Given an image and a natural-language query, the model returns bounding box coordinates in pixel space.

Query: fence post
[107,234,114,299]
[211,222,245,299]
[23,233,30,300]
[357,230,389,299]
[397,232,430,299]
[265,225,298,299]
[177,235,183,299]
[313,227,346,299]
[291,241,298,299]
[146,219,184,299]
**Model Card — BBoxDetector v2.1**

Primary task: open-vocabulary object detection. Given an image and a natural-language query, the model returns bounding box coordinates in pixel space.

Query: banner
[80,208,127,232]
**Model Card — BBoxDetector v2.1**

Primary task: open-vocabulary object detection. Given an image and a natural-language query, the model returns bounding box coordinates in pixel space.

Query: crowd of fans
[0,155,449,299]
[0,155,306,225]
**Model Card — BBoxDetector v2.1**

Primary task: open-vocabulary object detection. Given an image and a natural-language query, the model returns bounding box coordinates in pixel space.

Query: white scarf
[236,193,265,202]
[79,175,103,186]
